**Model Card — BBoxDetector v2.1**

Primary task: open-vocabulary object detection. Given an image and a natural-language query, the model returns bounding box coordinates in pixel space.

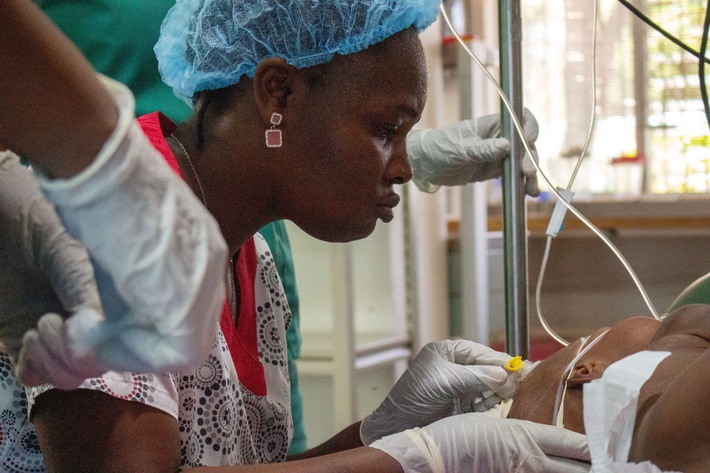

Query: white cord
[438,4,662,339]
[535,0,600,347]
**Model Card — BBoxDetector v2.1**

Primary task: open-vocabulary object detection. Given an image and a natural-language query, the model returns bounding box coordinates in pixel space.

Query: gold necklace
[227,253,238,324]
[171,132,238,322]
[170,133,208,206]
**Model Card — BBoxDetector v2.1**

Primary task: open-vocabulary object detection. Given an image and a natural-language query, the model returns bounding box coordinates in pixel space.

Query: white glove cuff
[360,402,400,445]
[35,75,135,196]
[370,429,444,473]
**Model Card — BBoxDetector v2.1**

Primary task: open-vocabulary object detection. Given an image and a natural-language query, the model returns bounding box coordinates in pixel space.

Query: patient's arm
[629,342,710,471]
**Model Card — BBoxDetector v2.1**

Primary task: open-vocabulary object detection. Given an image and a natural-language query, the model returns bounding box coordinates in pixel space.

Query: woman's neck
[169,122,278,254]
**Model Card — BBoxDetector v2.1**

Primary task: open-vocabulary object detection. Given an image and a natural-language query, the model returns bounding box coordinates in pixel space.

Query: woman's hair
[155,0,440,104]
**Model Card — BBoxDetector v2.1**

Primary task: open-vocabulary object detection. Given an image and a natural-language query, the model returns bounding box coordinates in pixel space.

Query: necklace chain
[227,255,238,322]
[170,133,208,206]
[171,132,237,321]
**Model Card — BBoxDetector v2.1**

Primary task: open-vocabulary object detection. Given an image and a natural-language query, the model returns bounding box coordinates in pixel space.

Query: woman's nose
[386,140,413,185]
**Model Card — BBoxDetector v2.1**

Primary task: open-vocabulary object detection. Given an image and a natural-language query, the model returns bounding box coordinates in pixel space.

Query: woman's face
[283,28,427,242]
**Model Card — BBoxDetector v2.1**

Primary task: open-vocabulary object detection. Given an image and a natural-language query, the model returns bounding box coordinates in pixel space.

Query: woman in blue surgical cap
[0,1,577,472]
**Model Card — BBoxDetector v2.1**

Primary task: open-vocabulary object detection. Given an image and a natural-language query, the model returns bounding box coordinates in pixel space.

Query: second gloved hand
[370,412,591,473]
[408,109,540,196]
[360,340,517,445]
[0,151,102,363]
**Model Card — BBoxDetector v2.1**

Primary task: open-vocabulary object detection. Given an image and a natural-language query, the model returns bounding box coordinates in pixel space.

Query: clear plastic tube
[438,4,662,347]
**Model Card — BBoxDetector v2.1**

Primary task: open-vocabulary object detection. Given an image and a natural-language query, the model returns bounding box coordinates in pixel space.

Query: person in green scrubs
[37,0,308,453]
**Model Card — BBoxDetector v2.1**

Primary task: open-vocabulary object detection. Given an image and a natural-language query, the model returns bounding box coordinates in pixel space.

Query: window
[521,0,708,196]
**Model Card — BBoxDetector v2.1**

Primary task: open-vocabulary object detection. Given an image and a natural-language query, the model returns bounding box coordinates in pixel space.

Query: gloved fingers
[521,144,540,197]
[469,391,503,412]
[450,364,508,395]
[471,348,516,367]
[521,145,539,174]
[469,112,501,138]
[525,172,541,197]
[33,212,102,314]
[471,109,538,144]
[521,108,540,144]
[435,339,512,366]
[18,328,85,389]
[15,329,49,387]
[16,313,104,389]
[464,137,510,163]
[64,307,107,358]
[521,421,590,462]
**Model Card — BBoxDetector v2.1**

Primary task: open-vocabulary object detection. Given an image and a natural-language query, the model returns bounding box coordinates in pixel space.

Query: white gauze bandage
[583,350,680,473]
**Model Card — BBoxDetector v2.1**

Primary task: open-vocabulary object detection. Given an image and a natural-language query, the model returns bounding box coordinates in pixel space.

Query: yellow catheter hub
[504,356,524,372]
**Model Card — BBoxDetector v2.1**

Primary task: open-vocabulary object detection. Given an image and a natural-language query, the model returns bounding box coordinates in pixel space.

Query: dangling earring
[265,112,283,148]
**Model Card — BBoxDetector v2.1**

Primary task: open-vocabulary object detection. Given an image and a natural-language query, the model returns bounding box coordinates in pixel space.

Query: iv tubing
[439,6,662,327]
[535,0,599,347]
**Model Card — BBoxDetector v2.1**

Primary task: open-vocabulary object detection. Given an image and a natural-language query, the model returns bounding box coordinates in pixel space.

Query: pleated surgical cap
[155,0,441,104]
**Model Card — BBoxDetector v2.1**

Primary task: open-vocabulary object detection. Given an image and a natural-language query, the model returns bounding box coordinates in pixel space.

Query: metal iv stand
[499,0,530,358]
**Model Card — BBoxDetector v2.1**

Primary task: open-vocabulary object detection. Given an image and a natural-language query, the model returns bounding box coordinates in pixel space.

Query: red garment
[137,112,266,395]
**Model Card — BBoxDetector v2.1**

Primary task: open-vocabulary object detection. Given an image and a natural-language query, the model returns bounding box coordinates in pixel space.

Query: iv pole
[498,0,530,358]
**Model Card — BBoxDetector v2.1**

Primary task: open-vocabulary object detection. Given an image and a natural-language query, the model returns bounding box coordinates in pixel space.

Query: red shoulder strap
[137,114,267,395]
[218,238,267,395]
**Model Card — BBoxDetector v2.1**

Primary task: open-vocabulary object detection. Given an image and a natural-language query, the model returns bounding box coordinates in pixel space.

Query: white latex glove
[371,412,591,473]
[0,151,102,363]
[408,109,540,196]
[361,340,530,445]
[28,76,227,376]
[17,312,109,389]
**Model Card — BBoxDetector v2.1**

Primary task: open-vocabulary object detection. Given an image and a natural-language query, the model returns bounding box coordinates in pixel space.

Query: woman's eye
[377,124,399,137]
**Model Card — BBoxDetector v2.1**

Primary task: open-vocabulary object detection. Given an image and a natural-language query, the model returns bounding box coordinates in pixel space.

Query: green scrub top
[39,0,307,453]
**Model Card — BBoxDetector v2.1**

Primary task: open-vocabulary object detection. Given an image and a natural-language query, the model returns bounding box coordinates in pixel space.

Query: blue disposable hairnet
[155,0,441,103]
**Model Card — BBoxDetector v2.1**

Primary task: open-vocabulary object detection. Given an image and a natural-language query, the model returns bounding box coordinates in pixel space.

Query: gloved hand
[0,150,102,363]
[408,109,540,196]
[360,340,533,445]
[371,412,591,473]
[17,312,110,389]
[25,76,227,377]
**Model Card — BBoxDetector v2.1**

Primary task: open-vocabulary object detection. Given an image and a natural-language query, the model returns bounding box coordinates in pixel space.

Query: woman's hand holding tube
[407,109,540,196]
[360,340,522,445]
[370,413,591,473]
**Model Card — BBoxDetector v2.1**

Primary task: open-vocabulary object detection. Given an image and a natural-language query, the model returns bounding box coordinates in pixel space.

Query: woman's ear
[253,58,297,124]
[566,360,607,388]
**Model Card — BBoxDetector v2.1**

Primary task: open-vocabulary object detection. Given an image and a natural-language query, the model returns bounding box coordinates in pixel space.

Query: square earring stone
[265,129,282,148]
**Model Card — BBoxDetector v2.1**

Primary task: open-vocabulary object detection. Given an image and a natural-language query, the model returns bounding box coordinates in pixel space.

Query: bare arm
[32,389,182,473]
[0,1,118,178]
[287,421,364,461]
[186,448,403,473]
[33,389,402,472]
